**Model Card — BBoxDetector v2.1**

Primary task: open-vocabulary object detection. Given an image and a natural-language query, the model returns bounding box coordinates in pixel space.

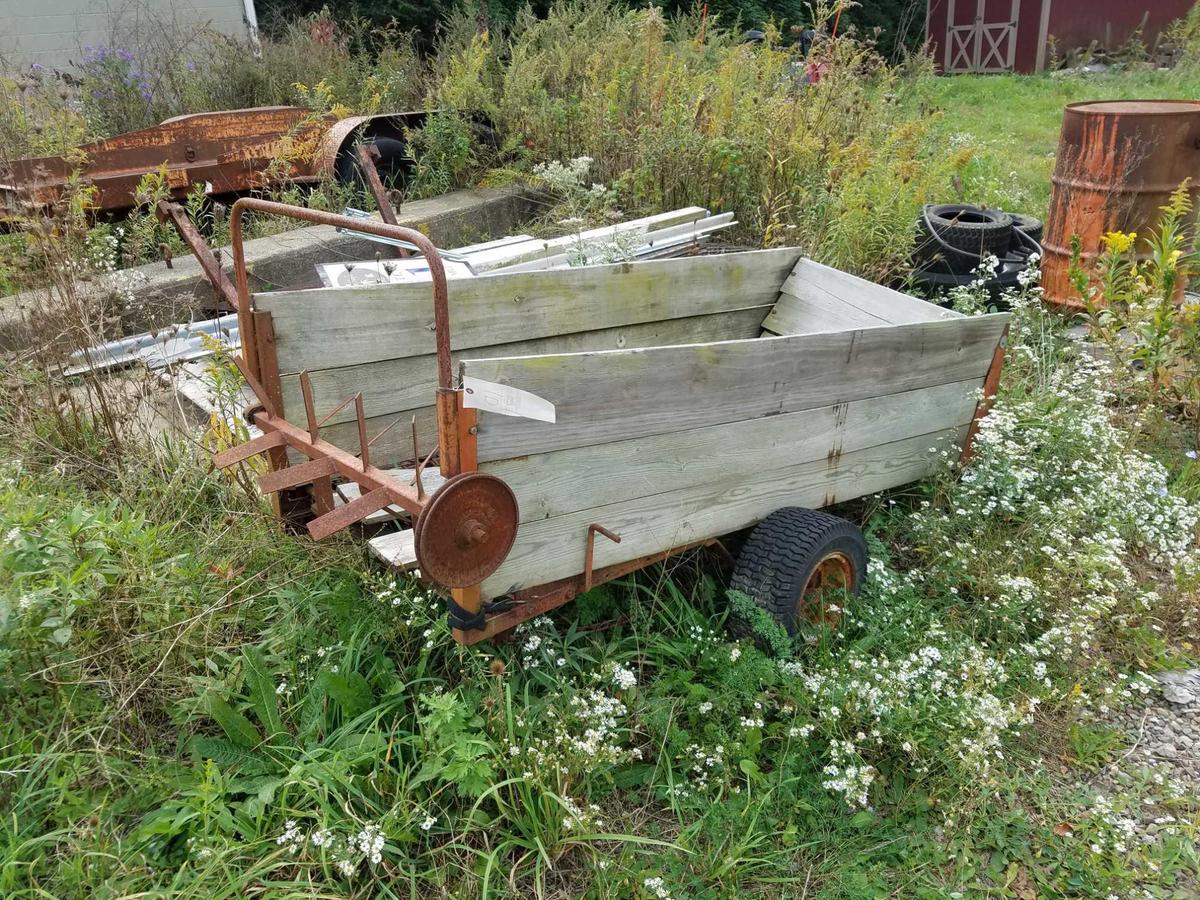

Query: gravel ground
[1091,668,1200,894]
[1110,670,1200,797]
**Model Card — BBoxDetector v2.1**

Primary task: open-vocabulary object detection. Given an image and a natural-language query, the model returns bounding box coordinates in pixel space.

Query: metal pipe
[228,197,453,393]
[156,200,240,310]
[355,143,401,228]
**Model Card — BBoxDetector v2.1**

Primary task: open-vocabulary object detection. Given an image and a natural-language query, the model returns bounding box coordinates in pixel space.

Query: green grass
[921,69,1200,217]
[3,21,1200,894]
[1,289,1197,897]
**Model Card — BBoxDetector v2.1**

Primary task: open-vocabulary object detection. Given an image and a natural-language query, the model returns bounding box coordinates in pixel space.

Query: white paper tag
[462,376,556,423]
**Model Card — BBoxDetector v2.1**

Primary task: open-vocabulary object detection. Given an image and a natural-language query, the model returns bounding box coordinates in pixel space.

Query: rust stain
[1043,100,1200,310]
[2,107,426,216]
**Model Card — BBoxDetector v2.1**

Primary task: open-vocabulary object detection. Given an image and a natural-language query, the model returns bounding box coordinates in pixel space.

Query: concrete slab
[1,186,539,349]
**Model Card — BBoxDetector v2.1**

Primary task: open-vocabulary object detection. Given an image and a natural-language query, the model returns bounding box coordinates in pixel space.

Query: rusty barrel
[1042,100,1200,311]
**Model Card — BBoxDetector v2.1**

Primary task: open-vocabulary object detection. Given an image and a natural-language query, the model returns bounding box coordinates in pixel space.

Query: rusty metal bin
[1042,100,1200,310]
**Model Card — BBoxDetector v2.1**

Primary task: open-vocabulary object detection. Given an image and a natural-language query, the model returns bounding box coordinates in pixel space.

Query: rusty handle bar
[228,197,453,392]
[156,199,240,309]
[355,143,402,231]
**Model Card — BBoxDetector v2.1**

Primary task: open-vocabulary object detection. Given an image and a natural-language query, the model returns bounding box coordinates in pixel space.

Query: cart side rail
[253,247,801,469]
[762,257,965,335]
[465,313,1009,598]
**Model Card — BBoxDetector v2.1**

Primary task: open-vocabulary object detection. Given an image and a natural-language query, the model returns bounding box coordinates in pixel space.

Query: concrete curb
[1,186,540,349]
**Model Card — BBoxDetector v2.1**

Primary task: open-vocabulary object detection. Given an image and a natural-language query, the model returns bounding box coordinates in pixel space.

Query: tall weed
[433,1,958,278]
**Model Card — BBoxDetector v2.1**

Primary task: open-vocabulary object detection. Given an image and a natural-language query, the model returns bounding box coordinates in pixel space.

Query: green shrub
[433,1,957,280]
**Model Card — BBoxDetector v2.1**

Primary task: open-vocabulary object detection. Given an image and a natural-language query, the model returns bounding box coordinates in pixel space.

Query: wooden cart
[216,201,1008,643]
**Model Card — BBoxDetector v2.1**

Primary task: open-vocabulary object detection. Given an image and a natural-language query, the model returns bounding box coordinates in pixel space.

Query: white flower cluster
[643,875,674,900]
[560,795,604,831]
[610,662,638,690]
[515,615,565,668]
[929,345,1200,673]
[274,819,387,879]
[668,742,726,798]
[373,581,443,639]
[532,155,595,192]
[1083,793,1160,857]
[509,683,639,783]
[781,627,1027,807]
[821,738,876,808]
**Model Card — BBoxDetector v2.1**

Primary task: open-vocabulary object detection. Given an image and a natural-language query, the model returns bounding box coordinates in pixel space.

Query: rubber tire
[333,136,410,190]
[918,203,1013,272]
[729,507,868,637]
[1009,212,1043,244]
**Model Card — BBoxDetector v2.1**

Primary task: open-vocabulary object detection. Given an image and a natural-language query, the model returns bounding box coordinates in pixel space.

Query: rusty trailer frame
[0,106,425,218]
[211,200,1009,645]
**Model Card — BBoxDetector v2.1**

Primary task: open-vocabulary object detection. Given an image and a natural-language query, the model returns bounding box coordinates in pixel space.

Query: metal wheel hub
[797,551,853,627]
[414,473,519,588]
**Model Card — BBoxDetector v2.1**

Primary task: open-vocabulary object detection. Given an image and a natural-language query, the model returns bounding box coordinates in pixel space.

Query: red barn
[925,0,1194,73]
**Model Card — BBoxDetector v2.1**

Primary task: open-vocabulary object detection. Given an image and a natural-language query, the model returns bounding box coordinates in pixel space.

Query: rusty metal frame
[215,198,455,546]
[457,540,716,646]
[214,198,718,645]
[1,107,428,218]
[960,326,1008,466]
[354,143,403,234]
[155,200,240,310]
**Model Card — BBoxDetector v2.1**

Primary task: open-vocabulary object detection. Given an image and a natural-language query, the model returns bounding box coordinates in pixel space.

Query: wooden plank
[482,380,981,523]
[761,258,958,335]
[280,306,772,429]
[256,248,802,374]
[480,428,967,599]
[368,528,418,570]
[761,285,886,335]
[468,207,709,270]
[496,214,735,273]
[465,313,1009,462]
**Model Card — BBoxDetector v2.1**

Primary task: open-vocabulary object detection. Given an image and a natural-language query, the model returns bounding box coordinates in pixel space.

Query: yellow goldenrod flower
[1101,231,1135,254]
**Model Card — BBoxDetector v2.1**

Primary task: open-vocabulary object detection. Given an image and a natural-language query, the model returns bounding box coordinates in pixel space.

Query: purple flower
[1187,449,1198,460]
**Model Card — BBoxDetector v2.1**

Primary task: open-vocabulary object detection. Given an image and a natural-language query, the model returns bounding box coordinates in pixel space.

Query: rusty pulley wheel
[414,473,519,588]
[798,551,853,628]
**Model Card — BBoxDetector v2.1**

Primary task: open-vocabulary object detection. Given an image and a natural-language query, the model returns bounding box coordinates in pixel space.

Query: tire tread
[729,507,867,637]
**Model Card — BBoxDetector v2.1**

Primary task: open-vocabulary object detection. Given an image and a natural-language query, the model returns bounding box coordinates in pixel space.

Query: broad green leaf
[325,671,373,720]
[241,645,284,738]
[851,809,876,828]
[204,693,261,749]
[188,736,274,776]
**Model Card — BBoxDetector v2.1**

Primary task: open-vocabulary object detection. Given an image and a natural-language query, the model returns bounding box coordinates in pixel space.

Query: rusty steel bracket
[155,200,240,310]
[354,143,403,231]
[212,430,286,469]
[584,524,622,592]
[960,326,1008,467]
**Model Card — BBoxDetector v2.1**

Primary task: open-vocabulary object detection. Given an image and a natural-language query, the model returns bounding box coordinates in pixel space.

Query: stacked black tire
[911,203,1042,300]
